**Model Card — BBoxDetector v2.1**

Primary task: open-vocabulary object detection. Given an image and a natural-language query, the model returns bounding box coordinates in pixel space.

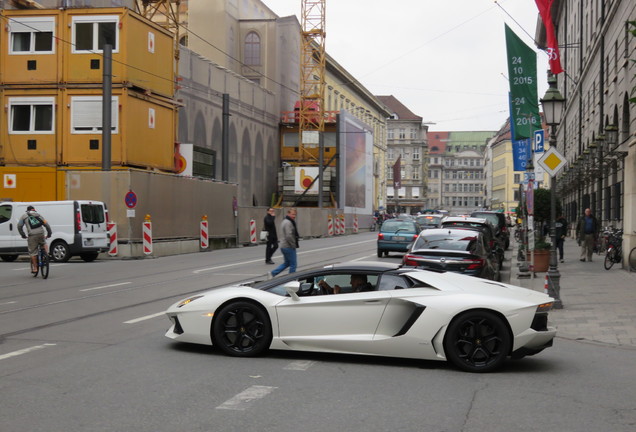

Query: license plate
[393,236,405,241]
[84,239,94,246]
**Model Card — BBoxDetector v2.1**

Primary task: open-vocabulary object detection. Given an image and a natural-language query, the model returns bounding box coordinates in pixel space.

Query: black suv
[470,211,510,250]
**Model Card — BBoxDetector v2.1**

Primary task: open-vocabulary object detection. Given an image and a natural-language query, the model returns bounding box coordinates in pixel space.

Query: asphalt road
[1,233,634,432]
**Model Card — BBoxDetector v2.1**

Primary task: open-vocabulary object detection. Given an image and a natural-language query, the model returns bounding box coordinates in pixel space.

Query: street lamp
[540,73,565,309]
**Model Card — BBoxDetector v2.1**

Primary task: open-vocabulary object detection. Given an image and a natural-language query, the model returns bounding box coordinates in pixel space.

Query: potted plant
[531,238,552,272]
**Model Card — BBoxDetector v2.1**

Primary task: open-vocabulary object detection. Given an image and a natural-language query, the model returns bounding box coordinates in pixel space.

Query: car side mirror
[284,281,301,300]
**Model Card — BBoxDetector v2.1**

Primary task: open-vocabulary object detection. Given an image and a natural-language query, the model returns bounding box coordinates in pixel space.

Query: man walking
[555,213,568,263]
[576,208,598,262]
[271,208,299,277]
[263,208,278,264]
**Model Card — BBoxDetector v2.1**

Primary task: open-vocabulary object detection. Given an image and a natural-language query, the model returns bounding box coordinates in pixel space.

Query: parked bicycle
[629,232,636,273]
[596,226,613,255]
[603,228,623,270]
[32,242,50,279]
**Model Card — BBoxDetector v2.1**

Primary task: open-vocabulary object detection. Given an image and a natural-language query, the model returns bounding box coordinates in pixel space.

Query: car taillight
[412,234,418,241]
[378,233,384,240]
[466,258,485,269]
[403,255,418,266]
[76,210,82,232]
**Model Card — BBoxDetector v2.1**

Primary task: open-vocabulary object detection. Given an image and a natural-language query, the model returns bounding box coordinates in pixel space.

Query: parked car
[165,261,556,373]
[402,228,500,281]
[441,217,504,266]
[0,200,109,262]
[416,214,444,229]
[377,219,422,257]
[470,211,510,250]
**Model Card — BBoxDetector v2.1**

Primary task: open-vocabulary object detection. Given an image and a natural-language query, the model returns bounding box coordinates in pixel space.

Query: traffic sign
[534,129,545,153]
[125,190,138,209]
[537,147,567,177]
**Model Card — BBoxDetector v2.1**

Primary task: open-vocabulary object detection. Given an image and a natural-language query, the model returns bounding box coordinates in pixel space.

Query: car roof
[442,217,490,225]
[417,228,482,237]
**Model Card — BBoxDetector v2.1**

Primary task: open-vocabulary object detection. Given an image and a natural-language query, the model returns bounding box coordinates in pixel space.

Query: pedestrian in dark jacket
[575,208,599,262]
[554,214,568,262]
[263,208,278,264]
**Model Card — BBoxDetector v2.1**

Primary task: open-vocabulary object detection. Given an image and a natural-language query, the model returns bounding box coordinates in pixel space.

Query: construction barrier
[327,214,334,236]
[107,222,118,256]
[544,275,549,294]
[249,219,257,244]
[200,215,209,249]
[143,215,152,255]
[353,216,359,233]
[340,214,346,235]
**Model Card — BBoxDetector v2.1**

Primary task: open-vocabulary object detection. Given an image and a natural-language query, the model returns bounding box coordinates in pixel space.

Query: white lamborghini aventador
[165,262,556,372]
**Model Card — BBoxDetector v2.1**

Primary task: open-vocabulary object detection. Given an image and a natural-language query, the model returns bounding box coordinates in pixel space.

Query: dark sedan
[402,228,500,280]
[377,219,422,257]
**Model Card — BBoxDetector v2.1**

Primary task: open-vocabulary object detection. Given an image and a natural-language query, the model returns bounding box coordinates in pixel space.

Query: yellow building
[0,7,177,202]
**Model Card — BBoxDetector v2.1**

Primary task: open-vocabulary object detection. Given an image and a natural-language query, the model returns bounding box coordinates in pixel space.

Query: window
[244,31,261,65]
[9,17,55,54]
[399,128,406,139]
[8,97,54,134]
[72,16,119,53]
[410,128,417,139]
[388,129,394,140]
[71,96,119,134]
[413,148,420,160]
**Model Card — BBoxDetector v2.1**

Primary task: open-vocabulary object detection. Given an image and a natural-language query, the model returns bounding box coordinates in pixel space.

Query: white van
[0,200,109,262]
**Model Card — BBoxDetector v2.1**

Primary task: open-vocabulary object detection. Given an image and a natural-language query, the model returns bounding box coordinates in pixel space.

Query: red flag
[535,0,563,74]
[392,156,401,189]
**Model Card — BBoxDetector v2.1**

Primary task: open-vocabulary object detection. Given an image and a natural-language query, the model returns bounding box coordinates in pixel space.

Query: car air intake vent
[531,313,548,332]
[173,316,184,335]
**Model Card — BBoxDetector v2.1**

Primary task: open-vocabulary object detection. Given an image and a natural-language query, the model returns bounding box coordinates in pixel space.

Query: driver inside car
[318,274,374,294]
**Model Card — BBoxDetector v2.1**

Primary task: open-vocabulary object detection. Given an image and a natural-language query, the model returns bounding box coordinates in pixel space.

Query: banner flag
[505,24,541,141]
[535,0,564,74]
[392,156,401,189]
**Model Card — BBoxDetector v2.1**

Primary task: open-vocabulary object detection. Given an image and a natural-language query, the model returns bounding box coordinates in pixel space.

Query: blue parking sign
[534,130,545,153]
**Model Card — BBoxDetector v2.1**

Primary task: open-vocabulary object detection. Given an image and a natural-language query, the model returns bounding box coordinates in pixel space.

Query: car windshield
[413,233,477,252]
[381,220,416,233]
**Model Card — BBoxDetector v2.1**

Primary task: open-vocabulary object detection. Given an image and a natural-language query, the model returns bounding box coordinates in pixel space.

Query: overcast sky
[263,0,550,132]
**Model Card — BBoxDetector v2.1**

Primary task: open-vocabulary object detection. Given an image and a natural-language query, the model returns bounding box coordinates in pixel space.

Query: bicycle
[32,242,50,279]
[603,228,623,270]
[630,246,636,272]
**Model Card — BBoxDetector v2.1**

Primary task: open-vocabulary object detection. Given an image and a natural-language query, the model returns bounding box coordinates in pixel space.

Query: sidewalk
[510,237,636,348]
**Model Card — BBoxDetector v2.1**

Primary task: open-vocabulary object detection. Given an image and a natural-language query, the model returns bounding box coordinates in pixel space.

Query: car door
[0,204,17,252]
[275,273,391,351]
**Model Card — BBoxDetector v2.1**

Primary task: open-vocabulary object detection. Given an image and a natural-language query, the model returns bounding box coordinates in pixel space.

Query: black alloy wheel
[443,310,511,373]
[212,301,272,357]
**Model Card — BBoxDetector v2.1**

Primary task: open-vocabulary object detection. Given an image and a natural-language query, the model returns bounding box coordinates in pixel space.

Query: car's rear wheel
[1,255,19,262]
[443,310,511,373]
[212,301,272,357]
[80,252,99,262]
[377,249,383,258]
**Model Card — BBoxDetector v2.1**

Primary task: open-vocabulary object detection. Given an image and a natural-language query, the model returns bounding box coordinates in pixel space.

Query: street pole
[547,125,563,308]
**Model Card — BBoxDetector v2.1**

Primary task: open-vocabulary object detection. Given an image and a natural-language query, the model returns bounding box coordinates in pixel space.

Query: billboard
[338,111,373,215]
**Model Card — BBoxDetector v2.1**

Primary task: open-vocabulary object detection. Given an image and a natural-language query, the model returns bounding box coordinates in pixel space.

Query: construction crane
[135,0,183,59]
[298,0,326,158]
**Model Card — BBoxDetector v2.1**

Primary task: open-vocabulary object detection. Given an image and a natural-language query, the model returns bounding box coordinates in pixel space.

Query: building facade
[377,95,428,214]
[540,0,635,261]
[426,131,495,216]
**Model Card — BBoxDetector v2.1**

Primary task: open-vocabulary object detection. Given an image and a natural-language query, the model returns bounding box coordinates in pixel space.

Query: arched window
[244,32,261,66]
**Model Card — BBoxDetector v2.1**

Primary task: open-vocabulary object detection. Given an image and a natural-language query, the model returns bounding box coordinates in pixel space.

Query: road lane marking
[0,343,56,361]
[80,282,131,292]
[193,239,375,274]
[283,360,317,370]
[351,254,376,261]
[0,301,17,306]
[13,263,67,271]
[216,385,277,410]
[123,312,165,324]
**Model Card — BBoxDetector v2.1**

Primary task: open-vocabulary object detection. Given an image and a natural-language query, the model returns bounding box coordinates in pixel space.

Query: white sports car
[165,262,556,372]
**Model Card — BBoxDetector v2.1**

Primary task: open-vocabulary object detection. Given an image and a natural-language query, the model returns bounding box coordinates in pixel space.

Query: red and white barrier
[143,215,152,255]
[327,214,334,236]
[107,222,118,256]
[249,219,257,244]
[339,214,345,235]
[200,216,209,249]
[544,275,549,294]
[353,216,358,233]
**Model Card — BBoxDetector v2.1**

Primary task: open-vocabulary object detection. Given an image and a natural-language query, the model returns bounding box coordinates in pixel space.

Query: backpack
[27,214,44,229]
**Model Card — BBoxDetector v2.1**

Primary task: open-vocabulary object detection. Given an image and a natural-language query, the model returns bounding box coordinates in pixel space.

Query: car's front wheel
[50,241,71,263]
[443,310,511,373]
[212,301,272,357]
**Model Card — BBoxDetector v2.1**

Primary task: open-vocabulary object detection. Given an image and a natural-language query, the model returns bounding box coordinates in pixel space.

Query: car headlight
[177,295,204,308]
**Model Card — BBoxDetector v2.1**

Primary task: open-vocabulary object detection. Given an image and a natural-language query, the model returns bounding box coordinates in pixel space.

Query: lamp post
[540,73,565,309]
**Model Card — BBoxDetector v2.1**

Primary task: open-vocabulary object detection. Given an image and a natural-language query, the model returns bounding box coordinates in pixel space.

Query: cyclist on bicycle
[17,205,52,274]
